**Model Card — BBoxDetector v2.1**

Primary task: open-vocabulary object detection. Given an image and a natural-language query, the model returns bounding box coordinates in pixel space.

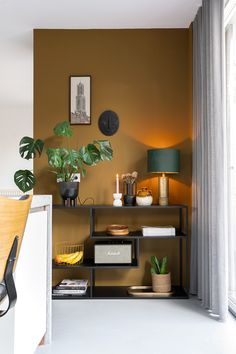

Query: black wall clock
[98,110,119,136]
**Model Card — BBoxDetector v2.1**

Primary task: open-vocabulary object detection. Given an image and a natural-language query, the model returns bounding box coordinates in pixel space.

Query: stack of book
[52,279,88,297]
[142,226,176,236]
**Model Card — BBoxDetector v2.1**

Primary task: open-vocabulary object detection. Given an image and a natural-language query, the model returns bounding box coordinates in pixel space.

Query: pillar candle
[116,174,119,194]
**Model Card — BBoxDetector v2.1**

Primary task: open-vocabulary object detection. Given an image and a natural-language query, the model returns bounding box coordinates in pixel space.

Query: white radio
[94,241,132,264]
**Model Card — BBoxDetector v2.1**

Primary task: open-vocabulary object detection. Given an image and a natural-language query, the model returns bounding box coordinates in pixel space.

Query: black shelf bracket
[0,236,19,317]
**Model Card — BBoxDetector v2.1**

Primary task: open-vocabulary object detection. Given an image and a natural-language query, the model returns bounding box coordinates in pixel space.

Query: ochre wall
[34,29,192,286]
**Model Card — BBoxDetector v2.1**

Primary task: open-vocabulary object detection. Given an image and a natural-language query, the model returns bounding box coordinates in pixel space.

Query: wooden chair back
[0,195,32,281]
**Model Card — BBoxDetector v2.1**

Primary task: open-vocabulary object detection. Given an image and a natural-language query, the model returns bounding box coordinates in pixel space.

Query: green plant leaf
[151,267,157,275]
[160,256,168,274]
[77,159,87,178]
[19,137,44,160]
[47,148,63,168]
[46,123,113,180]
[151,256,160,274]
[79,144,101,166]
[14,170,36,192]
[47,148,85,181]
[94,140,113,161]
[53,121,72,137]
[65,149,81,169]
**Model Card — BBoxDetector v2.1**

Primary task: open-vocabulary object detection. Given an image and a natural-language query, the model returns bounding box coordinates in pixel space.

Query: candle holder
[113,193,122,207]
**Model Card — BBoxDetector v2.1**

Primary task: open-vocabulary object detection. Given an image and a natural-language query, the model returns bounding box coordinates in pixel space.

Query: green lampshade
[147,148,180,174]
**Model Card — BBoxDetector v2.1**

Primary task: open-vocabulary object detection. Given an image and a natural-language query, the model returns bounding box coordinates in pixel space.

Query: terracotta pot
[152,272,171,293]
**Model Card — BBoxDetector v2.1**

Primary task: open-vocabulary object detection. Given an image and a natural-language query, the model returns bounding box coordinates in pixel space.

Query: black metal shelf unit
[91,230,187,239]
[52,204,189,300]
[52,259,139,269]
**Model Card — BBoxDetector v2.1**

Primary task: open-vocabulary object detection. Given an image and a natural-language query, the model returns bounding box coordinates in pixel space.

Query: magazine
[58,279,88,287]
[53,279,88,296]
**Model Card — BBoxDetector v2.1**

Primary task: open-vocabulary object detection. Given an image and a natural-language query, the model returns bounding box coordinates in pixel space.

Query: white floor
[36,298,236,354]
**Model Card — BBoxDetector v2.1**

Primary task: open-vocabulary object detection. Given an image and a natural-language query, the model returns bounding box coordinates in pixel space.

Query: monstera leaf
[63,149,81,170]
[47,148,63,169]
[19,137,44,160]
[94,140,113,161]
[53,121,72,137]
[47,148,85,180]
[14,170,36,193]
[79,144,101,166]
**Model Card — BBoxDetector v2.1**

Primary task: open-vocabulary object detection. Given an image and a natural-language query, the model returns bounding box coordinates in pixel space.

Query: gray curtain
[190,0,228,320]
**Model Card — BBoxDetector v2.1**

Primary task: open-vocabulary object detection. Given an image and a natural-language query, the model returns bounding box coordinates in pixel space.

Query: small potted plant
[14,121,113,205]
[150,255,171,293]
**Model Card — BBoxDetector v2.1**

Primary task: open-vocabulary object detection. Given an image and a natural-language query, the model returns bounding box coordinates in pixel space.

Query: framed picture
[69,75,91,125]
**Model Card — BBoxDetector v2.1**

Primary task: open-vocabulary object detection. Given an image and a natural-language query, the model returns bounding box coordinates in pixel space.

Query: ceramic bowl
[136,195,153,206]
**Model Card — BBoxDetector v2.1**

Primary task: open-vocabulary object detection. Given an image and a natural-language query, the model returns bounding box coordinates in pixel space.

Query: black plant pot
[59,182,79,206]
[124,195,136,206]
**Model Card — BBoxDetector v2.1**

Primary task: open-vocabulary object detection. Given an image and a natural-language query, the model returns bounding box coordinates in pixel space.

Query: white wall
[0,14,33,190]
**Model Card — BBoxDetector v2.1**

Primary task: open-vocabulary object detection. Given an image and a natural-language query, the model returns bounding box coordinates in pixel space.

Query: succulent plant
[150,255,168,275]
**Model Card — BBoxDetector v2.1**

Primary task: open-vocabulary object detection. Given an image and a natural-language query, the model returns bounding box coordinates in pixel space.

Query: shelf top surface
[92,230,187,239]
[53,204,188,209]
[52,286,188,300]
[52,258,138,269]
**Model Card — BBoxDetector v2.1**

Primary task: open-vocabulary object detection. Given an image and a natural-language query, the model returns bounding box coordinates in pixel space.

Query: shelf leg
[90,269,95,298]
[179,238,183,287]
[179,208,183,233]
[134,239,140,266]
[89,208,95,238]
[185,206,189,293]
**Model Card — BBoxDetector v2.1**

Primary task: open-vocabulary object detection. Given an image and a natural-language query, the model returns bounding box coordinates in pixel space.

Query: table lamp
[147,148,180,205]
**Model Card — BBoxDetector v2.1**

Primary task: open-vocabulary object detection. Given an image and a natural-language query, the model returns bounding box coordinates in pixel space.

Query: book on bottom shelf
[53,279,88,296]
[58,279,88,287]
[52,292,88,297]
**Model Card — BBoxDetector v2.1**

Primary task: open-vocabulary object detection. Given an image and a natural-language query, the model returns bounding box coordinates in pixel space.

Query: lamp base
[159,196,168,206]
[159,174,169,206]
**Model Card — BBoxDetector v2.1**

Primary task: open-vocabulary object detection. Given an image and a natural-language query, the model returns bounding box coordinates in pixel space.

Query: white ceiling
[0,0,201,30]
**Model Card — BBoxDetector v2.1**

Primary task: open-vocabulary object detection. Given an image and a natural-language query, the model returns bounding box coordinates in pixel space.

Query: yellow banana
[64,251,80,263]
[55,251,79,264]
[69,251,83,265]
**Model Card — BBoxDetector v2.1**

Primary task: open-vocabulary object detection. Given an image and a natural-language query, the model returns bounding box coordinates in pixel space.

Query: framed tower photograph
[69,75,91,125]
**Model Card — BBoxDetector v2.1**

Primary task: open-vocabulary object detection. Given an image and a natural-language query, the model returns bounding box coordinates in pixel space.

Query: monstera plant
[14,121,113,193]
[14,137,44,192]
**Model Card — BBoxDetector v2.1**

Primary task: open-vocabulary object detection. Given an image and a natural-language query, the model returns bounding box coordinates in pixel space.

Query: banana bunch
[55,251,83,265]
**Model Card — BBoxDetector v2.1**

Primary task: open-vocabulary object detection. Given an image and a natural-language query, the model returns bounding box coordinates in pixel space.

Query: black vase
[124,195,136,206]
[123,182,136,206]
[59,182,79,206]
